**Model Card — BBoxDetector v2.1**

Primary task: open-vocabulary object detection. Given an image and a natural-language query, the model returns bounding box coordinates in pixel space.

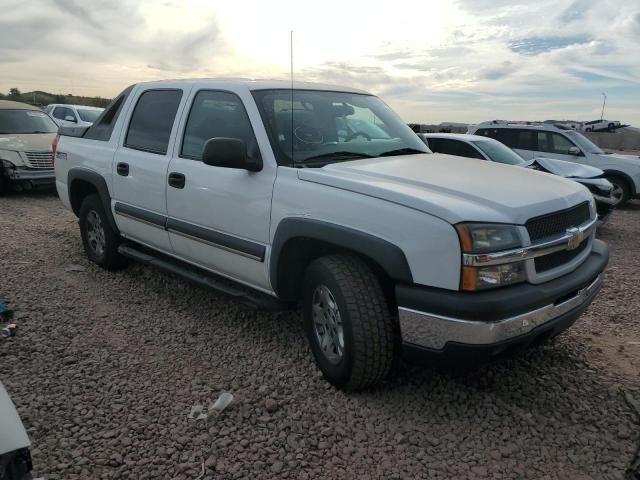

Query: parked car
[419,133,616,223]
[582,119,621,132]
[44,104,104,128]
[0,100,57,194]
[54,80,608,390]
[0,383,33,480]
[467,121,640,205]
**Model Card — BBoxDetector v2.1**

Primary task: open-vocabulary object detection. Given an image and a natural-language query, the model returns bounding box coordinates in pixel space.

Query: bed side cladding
[67,168,120,235]
[269,217,413,301]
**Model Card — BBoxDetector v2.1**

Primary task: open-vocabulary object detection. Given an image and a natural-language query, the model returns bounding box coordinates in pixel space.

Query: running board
[117,244,289,311]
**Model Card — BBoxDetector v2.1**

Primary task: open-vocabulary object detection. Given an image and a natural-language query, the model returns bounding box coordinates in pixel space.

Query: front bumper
[4,166,55,185]
[397,239,608,356]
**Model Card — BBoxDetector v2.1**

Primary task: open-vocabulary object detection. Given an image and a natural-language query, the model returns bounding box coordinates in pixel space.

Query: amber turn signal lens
[461,266,479,291]
[455,224,474,253]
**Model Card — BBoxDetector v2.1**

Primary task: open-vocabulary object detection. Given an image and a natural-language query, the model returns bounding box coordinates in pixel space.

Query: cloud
[509,35,591,55]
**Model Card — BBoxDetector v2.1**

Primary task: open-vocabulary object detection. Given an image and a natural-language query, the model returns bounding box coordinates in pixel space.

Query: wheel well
[603,170,635,196]
[69,179,98,216]
[274,237,396,305]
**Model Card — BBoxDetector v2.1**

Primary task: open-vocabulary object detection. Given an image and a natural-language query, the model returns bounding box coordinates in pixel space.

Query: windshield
[252,89,429,165]
[77,109,103,123]
[565,131,603,154]
[471,139,525,165]
[0,109,58,134]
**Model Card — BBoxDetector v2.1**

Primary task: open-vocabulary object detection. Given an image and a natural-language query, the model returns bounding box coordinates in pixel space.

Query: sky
[0,0,639,125]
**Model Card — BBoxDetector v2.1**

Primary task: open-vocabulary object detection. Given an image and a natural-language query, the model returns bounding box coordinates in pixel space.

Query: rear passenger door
[111,87,190,253]
[165,89,276,291]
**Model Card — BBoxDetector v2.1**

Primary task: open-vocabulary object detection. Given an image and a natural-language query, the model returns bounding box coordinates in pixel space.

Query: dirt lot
[1,192,639,480]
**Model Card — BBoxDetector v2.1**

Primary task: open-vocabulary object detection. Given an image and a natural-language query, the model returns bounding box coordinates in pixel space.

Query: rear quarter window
[84,85,134,142]
[124,89,182,155]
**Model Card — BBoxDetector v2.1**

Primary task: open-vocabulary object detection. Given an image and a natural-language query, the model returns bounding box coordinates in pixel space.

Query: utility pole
[600,93,606,121]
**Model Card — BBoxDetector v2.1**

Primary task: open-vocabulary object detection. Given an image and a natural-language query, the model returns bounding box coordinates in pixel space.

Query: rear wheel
[605,174,631,206]
[302,254,396,391]
[79,194,127,269]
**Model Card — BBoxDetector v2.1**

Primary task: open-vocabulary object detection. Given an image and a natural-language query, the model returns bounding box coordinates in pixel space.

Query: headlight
[1,159,16,169]
[455,223,522,254]
[455,223,526,291]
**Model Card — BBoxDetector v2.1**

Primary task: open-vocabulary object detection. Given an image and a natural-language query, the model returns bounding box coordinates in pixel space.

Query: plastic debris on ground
[188,392,234,420]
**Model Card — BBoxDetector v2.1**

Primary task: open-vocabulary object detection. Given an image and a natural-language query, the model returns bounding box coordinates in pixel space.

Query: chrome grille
[24,151,54,169]
[526,202,591,242]
[535,239,589,273]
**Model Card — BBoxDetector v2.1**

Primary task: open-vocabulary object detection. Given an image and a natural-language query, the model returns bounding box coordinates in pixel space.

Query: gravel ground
[1,192,639,480]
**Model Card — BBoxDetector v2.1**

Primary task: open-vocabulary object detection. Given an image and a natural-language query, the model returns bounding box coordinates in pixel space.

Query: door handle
[116,162,129,176]
[168,172,186,189]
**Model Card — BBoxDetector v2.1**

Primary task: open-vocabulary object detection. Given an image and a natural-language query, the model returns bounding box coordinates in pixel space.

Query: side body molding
[67,168,119,234]
[270,217,413,297]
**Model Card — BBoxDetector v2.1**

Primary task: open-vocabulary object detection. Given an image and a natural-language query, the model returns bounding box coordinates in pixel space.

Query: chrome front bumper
[6,167,55,183]
[399,274,602,351]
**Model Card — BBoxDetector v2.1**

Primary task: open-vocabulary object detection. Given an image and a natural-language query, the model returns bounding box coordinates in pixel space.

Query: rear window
[0,109,58,134]
[84,86,133,142]
[124,89,182,155]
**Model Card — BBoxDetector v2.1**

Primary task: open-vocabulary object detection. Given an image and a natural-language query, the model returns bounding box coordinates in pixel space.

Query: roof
[420,133,488,142]
[134,78,371,95]
[45,104,104,110]
[469,121,567,132]
[0,100,40,111]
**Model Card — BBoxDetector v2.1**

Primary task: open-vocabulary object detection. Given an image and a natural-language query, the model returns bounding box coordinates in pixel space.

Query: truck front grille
[24,151,53,169]
[535,239,589,273]
[526,202,590,242]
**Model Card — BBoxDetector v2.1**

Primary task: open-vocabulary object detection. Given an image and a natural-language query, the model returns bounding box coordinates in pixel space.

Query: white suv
[467,122,640,205]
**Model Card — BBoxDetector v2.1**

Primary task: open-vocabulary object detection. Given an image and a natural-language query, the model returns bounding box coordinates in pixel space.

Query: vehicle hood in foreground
[0,133,56,152]
[527,157,603,178]
[298,154,592,225]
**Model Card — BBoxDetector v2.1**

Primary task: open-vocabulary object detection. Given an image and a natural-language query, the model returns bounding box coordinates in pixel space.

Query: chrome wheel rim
[311,285,344,365]
[86,210,106,256]
[610,183,624,205]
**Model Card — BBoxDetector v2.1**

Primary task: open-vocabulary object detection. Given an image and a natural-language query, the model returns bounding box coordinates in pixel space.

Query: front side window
[124,89,182,155]
[565,131,603,154]
[53,107,74,121]
[181,90,259,161]
[252,89,429,165]
[471,140,525,165]
[0,109,58,134]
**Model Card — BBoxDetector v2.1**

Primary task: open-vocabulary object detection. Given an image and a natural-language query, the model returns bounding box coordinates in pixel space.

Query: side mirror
[202,138,262,172]
[568,146,581,156]
[65,115,76,123]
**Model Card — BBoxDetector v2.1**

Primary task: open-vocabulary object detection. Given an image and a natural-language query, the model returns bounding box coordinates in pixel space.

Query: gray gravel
[1,191,639,480]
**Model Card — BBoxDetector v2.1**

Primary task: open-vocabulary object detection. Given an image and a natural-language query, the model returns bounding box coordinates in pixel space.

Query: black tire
[605,174,631,206]
[78,194,127,270]
[0,170,6,196]
[302,254,396,391]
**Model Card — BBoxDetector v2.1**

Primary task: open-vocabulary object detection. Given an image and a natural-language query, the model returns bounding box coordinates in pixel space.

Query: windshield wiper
[296,151,375,165]
[379,147,428,157]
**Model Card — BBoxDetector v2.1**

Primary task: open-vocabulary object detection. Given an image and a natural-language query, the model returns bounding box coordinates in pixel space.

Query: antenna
[290,30,294,162]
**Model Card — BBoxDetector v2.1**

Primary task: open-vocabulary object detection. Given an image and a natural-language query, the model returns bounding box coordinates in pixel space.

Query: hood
[0,133,56,152]
[601,152,640,163]
[298,154,593,225]
[529,156,603,178]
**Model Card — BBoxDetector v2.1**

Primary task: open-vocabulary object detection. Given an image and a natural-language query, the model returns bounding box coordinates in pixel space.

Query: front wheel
[302,254,397,391]
[605,175,631,206]
[79,194,127,270]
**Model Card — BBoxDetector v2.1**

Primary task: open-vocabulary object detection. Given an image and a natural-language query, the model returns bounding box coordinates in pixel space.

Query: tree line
[0,88,112,108]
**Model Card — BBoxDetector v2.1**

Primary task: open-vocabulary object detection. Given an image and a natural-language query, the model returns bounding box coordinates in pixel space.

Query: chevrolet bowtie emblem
[566,227,582,250]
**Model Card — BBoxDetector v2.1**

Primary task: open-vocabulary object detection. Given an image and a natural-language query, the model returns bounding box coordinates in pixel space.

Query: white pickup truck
[54,79,608,390]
